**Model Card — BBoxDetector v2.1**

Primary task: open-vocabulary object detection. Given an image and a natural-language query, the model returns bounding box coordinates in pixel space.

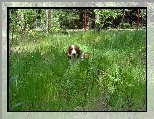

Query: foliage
[9,8,146,34]
[94,9,123,29]
[9,29,146,111]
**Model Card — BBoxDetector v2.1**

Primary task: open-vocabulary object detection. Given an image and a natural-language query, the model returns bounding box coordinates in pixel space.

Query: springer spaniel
[66,45,91,64]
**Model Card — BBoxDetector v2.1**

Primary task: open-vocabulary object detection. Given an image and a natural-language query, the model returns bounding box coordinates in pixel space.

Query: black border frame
[7,6,147,112]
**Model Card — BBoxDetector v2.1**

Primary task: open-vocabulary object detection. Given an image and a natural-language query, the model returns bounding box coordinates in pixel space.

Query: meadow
[9,29,146,111]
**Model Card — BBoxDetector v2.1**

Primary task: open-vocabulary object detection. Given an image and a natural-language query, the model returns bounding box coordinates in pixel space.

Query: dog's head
[66,45,81,59]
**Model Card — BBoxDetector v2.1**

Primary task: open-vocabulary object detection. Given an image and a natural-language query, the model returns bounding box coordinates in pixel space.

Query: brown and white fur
[66,45,91,64]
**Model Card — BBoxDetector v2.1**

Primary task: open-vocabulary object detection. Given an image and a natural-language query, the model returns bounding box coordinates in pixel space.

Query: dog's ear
[78,49,82,56]
[66,51,71,59]
[75,45,81,57]
[66,46,71,59]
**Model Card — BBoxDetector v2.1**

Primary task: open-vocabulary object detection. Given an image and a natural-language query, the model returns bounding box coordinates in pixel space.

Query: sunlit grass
[9,29,146,111]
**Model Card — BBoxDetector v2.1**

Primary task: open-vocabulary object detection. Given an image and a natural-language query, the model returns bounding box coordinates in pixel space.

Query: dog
[66,45,91,64]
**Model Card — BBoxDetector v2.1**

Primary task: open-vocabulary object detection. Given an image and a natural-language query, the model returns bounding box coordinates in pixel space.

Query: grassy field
[9,29,146,111]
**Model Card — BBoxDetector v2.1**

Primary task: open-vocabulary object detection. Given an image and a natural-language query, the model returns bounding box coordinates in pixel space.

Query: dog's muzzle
[71,53,77,57]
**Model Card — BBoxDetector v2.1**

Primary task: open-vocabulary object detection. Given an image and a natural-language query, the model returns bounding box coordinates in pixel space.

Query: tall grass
[9,29,146,111]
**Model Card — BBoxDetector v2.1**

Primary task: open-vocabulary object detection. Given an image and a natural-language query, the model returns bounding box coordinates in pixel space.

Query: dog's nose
[72,53,76,57]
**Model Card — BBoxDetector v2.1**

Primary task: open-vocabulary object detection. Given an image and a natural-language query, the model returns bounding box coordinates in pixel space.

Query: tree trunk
[45,9,49,34]
[17,10,24,32]
[95,10,100,33]
[48,9,52,33]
